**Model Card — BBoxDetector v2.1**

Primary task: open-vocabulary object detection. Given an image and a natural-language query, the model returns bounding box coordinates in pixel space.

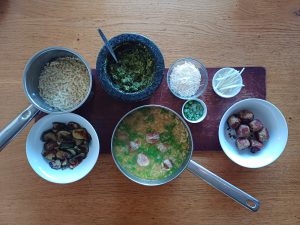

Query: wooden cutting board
[37,67,266,153]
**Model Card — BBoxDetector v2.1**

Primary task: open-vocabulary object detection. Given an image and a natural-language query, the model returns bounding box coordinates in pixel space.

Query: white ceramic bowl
[182,99,207,123]
[26,113,100,184]
[218,98,288,168]
[212,67,243,98]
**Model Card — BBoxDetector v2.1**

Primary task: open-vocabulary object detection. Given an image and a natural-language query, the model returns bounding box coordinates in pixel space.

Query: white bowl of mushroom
[218,98,288,168]
[26,113,100,184]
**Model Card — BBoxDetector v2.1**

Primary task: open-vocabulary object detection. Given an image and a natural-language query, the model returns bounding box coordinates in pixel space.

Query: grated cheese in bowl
[38,57,90,111]
[167,58,208,99]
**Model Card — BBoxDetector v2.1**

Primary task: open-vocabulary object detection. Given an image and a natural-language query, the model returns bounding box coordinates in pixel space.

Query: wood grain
[0,0,300,224]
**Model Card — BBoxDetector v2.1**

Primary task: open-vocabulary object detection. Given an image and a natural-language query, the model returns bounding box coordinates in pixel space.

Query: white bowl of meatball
[218,98,288,168]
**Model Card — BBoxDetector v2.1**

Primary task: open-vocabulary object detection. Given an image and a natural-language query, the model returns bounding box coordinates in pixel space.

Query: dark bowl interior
[96,33,165,102]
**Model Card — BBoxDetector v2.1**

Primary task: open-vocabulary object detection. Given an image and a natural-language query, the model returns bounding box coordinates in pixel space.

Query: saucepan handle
[187,160,260,212]
[0,104,40,152]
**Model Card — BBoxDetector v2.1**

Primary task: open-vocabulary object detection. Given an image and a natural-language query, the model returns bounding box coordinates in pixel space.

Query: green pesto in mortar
[107,42,155,93]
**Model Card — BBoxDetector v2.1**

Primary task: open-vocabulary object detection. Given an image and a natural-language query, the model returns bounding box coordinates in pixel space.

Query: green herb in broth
[146,127,154,133]
[107,42,155,93]
[160,132,174,143]
[160,108,169,115]
[113,107,190,180]
[145,114,155,123]
[165,122,176,132]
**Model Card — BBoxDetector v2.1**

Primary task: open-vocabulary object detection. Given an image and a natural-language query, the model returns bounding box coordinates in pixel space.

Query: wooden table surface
[0,0,299,224]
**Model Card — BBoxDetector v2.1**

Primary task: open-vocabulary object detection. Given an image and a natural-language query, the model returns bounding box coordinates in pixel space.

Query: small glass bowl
[212,67,243,98]
[167,58,208,100]
[182,98,207,123]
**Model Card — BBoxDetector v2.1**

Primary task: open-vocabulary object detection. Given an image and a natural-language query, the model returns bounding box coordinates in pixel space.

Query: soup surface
[113,107,190,180]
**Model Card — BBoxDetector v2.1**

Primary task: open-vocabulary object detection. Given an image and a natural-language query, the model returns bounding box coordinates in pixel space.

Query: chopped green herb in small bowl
[182,99,207,123]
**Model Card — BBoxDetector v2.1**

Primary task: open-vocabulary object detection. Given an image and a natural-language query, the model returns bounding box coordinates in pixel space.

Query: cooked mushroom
[69,153,84,161]
[69,158,79,169]
[62,151,72,159]
[69,153,86,169]
[57,130,72,142]
[67,121,81,130]
[55,150,66,160]
[41,130,57,142]
[52,122,68,132]
[41,121,91,170]
[72,128,91,141]
[61,159,69,168]
[74,139,84,146]
[73,152,86,159]
[65,148,77,156]
[44,141,58,151]
[49,160,62,169]
[77,144,89,153]
[44,152,56,161]
[60,141,75,149]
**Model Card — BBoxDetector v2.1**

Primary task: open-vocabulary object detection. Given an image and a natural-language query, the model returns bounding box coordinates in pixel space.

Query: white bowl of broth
[111,105,260,212]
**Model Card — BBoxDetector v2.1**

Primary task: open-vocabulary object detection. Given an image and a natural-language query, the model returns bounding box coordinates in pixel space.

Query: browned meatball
[227,115,241,129]
[256,127,269,142]
[236,138,250,150]
[236,124,251,138]
[249,119,263,132]
[250,139,264,153]
[239,110,254,123]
